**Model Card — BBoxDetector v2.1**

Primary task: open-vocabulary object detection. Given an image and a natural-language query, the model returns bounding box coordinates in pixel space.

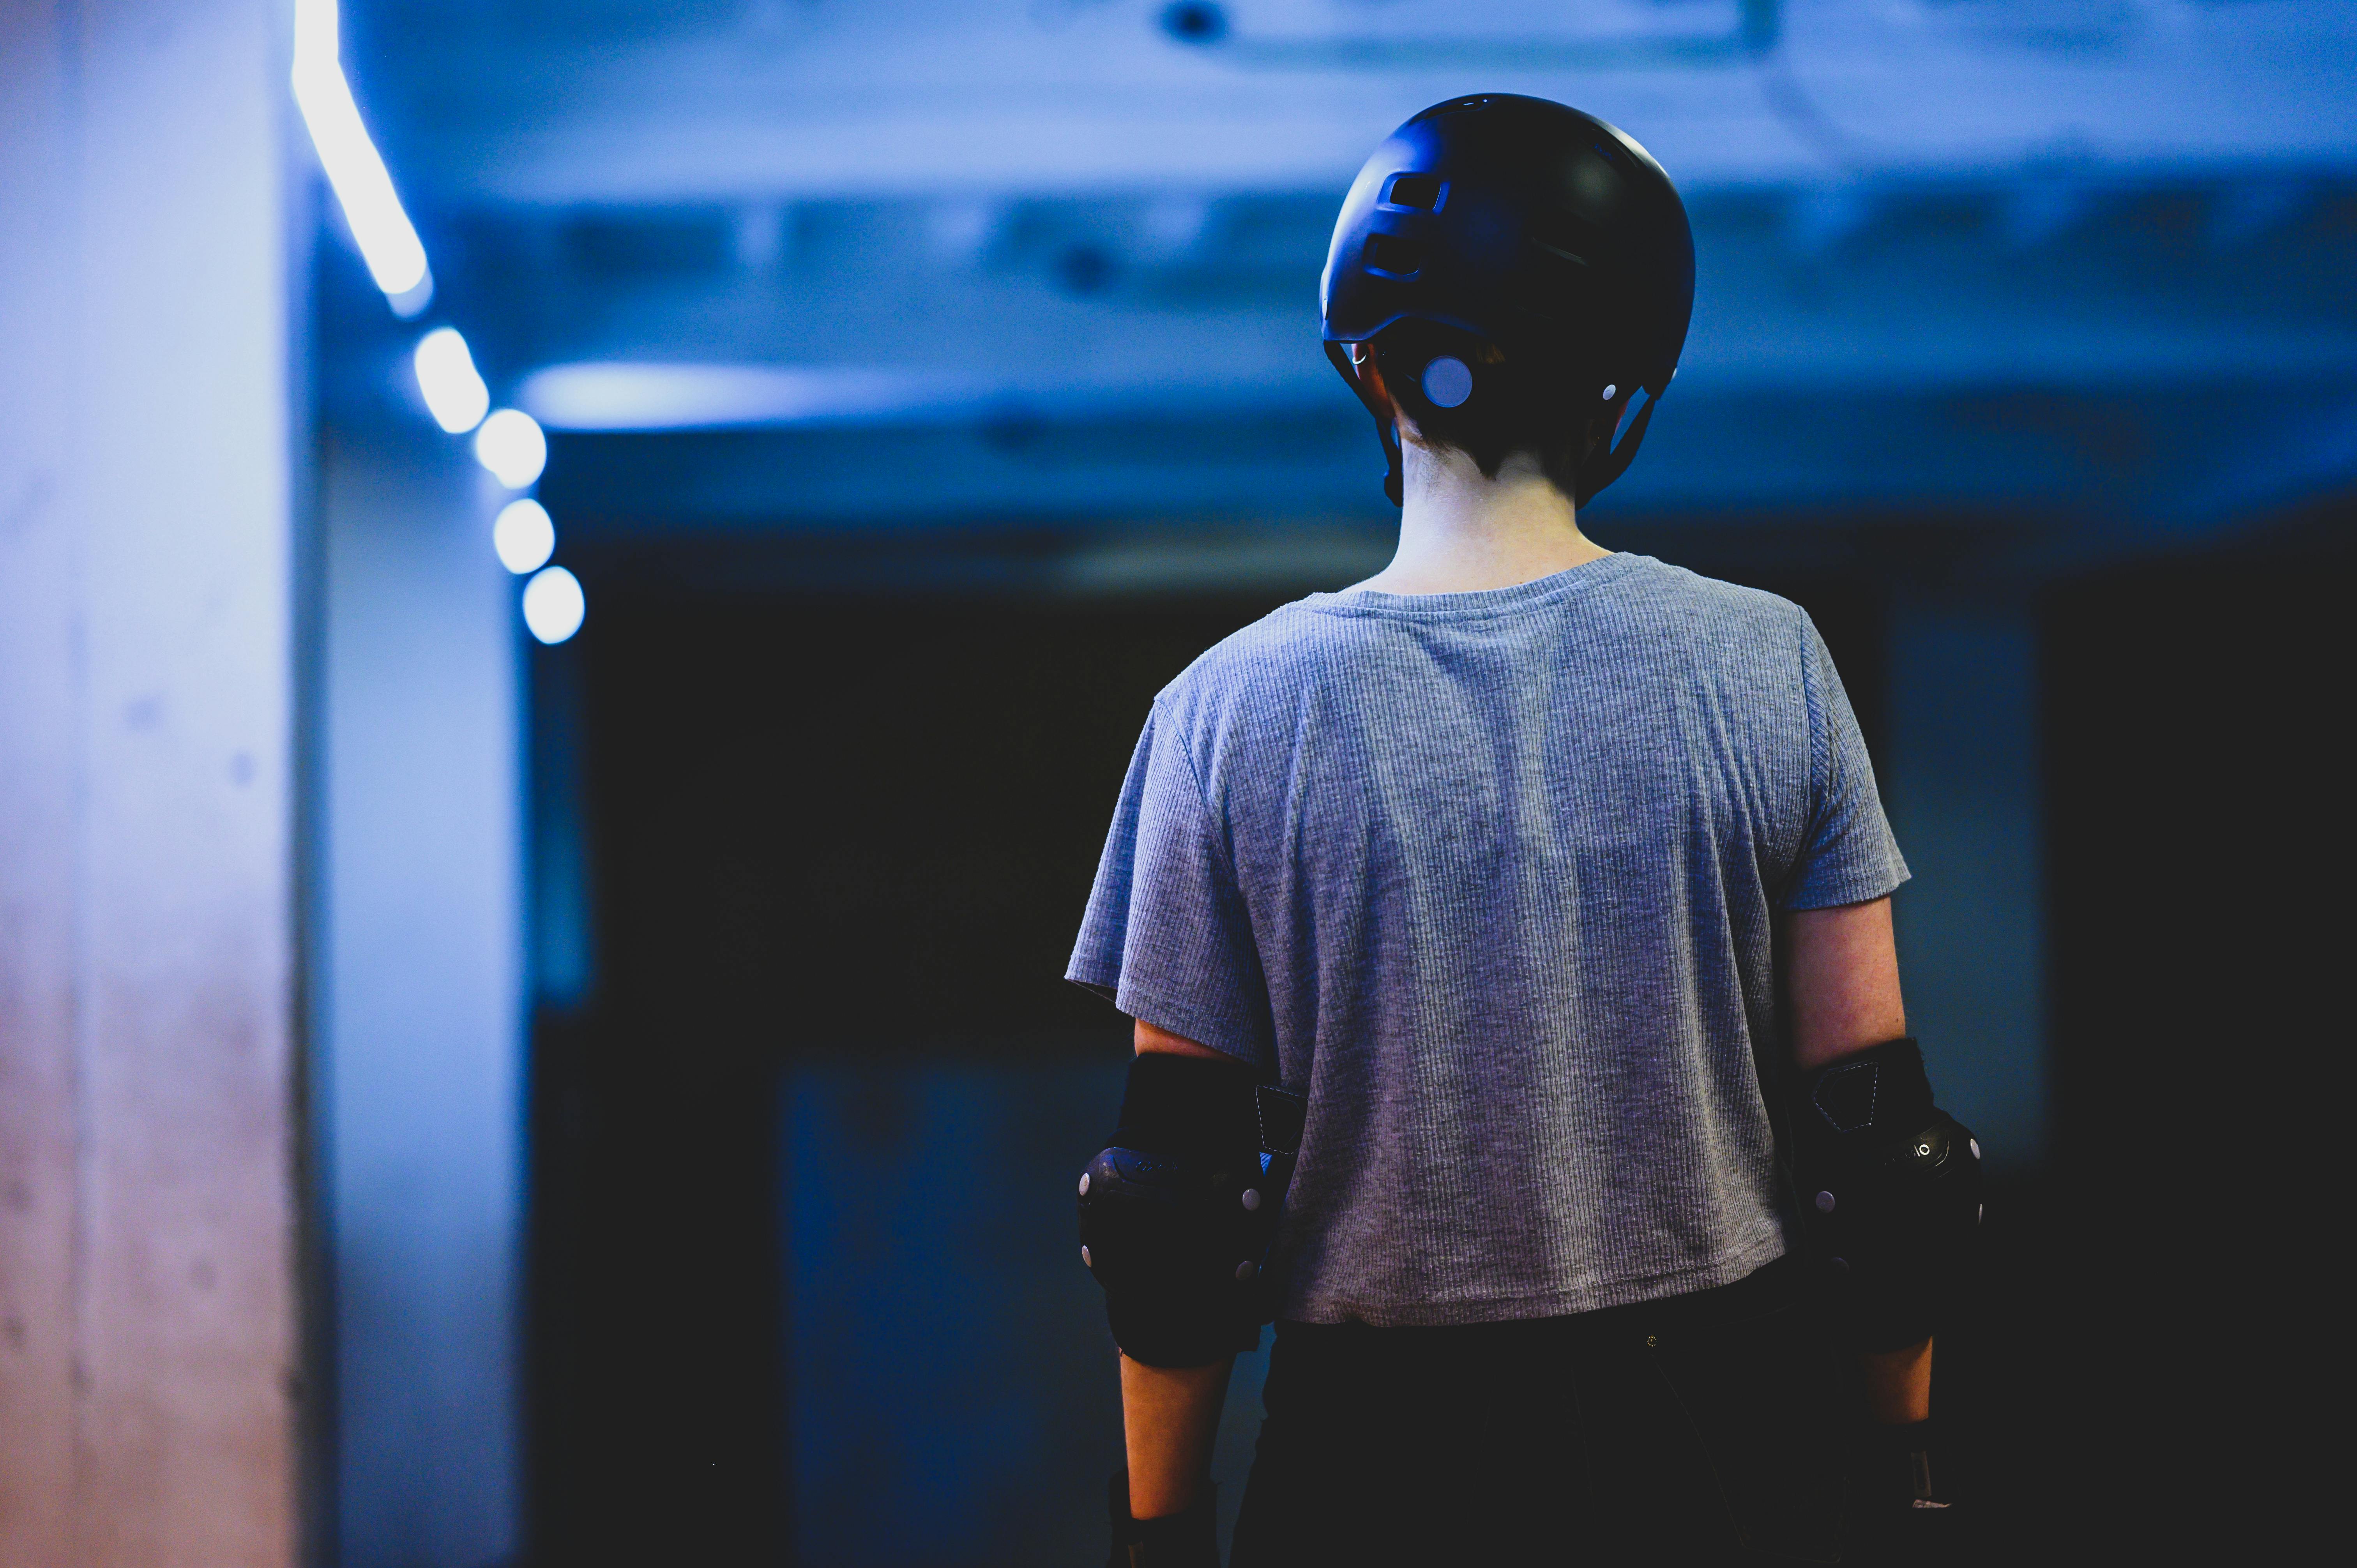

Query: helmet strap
[1326,339,1405,508]
[1575,385,1661,510]
[1380,418,1404,509]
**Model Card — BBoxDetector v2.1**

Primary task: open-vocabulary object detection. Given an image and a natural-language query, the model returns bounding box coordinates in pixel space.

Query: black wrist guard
[1078,1052,1306,1368]
[1788,1038,1983,1350]
[1106,1471,1221,1568]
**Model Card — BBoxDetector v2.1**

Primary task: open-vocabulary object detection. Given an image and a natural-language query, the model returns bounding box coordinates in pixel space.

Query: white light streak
[413,328,490,434]
[474,409,548,489]
[493,500,556,575]
[293,0,429,298]
[522,567,585,645]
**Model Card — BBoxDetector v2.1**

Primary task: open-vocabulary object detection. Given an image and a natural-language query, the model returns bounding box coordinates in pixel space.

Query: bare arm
[1120,1355,1230,1519]
[1786,896,1907,1072]
[1136,1017,1232,1063]
[1785,896,1931,1424]
[1118,1019,1239,1519]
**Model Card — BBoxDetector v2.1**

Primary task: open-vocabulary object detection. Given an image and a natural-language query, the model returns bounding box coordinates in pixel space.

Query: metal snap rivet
[1234,1261,1256,1282]
[1815,1190,1836,1213]
[1241,1189,1262,1211]
[1081,1245,1093,1268]
[1078,1172,1091,1197]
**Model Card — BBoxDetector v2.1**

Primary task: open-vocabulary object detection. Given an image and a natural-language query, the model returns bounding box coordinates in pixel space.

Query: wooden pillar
[0,3,300,1565]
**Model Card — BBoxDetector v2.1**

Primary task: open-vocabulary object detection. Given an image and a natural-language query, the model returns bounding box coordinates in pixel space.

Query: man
[1072,96,1979,1565]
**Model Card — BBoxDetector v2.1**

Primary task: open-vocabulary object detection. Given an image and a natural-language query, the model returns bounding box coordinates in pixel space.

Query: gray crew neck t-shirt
[1067,553,1908,1327]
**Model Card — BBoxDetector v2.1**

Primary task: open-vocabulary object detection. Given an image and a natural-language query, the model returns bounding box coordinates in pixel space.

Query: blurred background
[3,2,2349,1566]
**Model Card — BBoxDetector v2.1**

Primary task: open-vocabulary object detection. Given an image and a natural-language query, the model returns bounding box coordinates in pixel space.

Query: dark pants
[1230,1257,1849,1566]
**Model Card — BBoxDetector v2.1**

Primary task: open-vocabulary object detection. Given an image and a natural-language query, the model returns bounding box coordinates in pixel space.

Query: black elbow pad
[1076,1052,1306,1368]
[1787,1037,1983,1351]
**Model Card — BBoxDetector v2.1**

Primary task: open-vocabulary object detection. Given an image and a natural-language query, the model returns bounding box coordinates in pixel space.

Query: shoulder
[1154,599,1358,715]
[1139,599,1376,774]
[1587,558,1827,728]
[1612,555,1812,639]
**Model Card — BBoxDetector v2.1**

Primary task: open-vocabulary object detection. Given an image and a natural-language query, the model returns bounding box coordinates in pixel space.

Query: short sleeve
[1783,618,1912,910]
[1065,701,1274,1066]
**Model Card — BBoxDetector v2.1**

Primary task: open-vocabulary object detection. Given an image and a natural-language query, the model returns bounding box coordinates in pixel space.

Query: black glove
[1107,1469,1220,1568]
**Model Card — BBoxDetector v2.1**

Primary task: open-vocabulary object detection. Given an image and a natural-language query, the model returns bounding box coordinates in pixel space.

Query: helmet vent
[1525,210,1598,268]
[1362,233,1424,278]
[1383,174,1445,212]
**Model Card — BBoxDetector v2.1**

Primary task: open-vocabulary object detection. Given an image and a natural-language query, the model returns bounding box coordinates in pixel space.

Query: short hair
[1369,320,1589,498]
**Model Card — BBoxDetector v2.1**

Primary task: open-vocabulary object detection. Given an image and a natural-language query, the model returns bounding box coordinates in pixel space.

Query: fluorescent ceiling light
[293,0,429,299]
[518,362,991,432]
[413,328,490,434]
[516,361,1343,433]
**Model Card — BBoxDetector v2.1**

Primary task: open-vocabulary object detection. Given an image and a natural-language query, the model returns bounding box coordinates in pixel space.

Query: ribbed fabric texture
[1067,553,1908,1327]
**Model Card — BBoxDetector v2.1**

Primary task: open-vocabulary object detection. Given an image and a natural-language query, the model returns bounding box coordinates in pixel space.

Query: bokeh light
[413,327,489,434]
[474,408,547,489]
[521,565,584,644]
[492,498,555,574]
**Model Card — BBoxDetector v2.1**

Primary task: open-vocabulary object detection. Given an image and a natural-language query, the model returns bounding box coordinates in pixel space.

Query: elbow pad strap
[1078,1053,1306,1368]
[1787,1038,1984,1351]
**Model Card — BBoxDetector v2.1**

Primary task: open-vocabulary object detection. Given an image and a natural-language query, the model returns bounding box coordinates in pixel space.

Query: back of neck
[1351,439,1611,595]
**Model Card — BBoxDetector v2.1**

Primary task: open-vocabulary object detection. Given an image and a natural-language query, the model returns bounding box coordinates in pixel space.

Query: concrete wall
[318,420,522,1568]
[0,2,300,1564]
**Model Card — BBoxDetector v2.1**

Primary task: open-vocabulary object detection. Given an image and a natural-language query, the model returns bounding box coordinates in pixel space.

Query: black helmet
[1320,94,1696,508]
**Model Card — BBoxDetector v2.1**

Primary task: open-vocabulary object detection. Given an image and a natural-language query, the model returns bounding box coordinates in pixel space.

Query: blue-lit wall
[318,411,523,1568]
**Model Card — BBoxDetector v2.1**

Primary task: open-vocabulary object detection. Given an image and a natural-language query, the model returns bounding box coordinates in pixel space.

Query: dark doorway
[523,560,1889,1564]
[2014,541,2345,1559]
[527,591,1292,1565]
